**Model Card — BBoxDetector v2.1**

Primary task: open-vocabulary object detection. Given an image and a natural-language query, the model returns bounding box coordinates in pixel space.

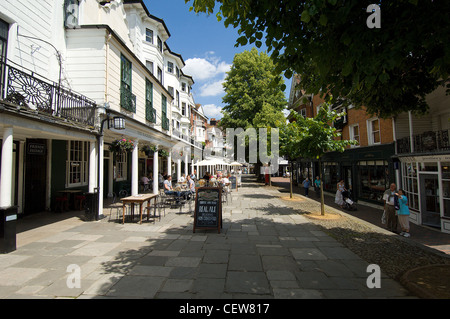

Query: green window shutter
[145,79,156,123]
[161,94,169,130]
[120,54,136,113]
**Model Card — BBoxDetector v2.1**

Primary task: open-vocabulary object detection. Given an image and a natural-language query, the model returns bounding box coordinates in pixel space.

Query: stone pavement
[0,175,413,299]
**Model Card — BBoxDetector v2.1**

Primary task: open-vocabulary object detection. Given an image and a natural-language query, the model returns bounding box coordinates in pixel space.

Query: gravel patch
[277,192,450,282]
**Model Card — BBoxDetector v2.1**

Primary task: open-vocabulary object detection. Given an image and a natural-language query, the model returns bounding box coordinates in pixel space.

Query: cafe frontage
[398,154,450,234]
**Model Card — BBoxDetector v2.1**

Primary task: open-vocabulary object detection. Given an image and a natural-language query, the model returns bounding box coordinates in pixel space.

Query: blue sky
[144,0,291,120]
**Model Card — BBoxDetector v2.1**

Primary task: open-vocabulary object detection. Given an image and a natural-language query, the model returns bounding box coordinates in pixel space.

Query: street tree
[219,48,287,176]
[185,0,450,118]
[280,105,356,214]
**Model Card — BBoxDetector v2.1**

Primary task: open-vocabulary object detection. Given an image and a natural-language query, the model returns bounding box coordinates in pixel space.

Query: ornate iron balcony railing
[120,84,136,113]
[162,116,170,131]
[145,100,156,123]
[0,60,96,126]
[396,129,450,154]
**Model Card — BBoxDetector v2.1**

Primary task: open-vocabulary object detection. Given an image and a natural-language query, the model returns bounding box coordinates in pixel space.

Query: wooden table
[120,194,158,224]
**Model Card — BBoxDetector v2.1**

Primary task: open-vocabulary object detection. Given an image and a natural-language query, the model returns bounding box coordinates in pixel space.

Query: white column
[153,149,159,194]
[167,151,172,177]
[184,152,189,176]
[98,136,104,217]
[177,159,181,181]
[89,141,97,193]
[131,140,139,195]
[0,127,13,208]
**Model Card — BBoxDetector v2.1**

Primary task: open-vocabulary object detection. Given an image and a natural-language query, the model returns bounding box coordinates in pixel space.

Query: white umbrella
[230,161,243,166]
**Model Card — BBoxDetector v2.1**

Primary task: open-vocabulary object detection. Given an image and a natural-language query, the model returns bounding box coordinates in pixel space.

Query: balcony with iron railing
[0,60,96,127]
[161,116,170,131]
[396,129,450,154]
[120,84,136,113]
[145,100,156,123]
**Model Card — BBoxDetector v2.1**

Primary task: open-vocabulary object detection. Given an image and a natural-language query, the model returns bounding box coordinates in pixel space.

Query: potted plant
[141,144,157,156]
[159,149,169,158]
[109,138,135,153]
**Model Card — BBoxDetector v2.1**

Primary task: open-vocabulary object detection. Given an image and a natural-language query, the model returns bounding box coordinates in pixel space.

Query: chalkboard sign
[194,187,222,233]
[229,176,237,191]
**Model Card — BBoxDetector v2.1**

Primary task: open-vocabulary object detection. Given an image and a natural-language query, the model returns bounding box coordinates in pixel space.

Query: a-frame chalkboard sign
[193,187,222,233]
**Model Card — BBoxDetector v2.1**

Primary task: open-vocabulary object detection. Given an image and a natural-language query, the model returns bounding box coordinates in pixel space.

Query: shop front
[399,155,450,233]
[319,143,396,205]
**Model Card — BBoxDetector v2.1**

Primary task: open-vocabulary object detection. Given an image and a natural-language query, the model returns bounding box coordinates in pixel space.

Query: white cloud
[202,104,223,119]
[183,54,231,83]
[199,78,225,97]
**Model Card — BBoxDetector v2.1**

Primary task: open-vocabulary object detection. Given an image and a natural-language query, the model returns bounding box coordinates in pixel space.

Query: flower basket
[109,139,135,154]
[141,144,157,156]
[159,149,169,158]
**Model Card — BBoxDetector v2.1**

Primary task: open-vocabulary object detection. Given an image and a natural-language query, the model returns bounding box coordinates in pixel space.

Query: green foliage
[219,48,287,131]
[280,105,356,161]
[185,0,450,118]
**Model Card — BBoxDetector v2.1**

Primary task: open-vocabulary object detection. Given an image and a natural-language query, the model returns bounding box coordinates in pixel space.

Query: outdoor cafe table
[120,194,158,224]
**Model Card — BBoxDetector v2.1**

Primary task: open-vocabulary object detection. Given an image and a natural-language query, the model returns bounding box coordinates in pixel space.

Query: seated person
[179,173,186,183]
[185,175,196,200]
[163,176,181,200]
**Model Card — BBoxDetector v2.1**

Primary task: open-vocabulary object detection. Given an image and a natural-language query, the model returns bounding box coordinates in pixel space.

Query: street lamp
[95,105,126,220]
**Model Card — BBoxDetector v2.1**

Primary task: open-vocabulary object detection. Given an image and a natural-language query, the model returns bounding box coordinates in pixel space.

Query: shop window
[419,162,438,172]
[358,160,389,202]
[116,152,127,181]
[402,162,419,211]
[443,162,450,217]
[322,162,338,192]
[67,141,88,187]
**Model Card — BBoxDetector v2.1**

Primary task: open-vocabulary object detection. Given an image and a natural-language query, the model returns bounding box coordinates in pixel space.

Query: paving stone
[106,276,165,298]
[225,271,270,295]
[228,254,263,272]
[290,248,328,261]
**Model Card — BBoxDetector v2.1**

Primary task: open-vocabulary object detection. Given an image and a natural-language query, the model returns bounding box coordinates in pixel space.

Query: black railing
[145,100,156,123]
[120,84,136,113]
[396,129,450,154]
[162,116,170,131]
[0,61,96,126]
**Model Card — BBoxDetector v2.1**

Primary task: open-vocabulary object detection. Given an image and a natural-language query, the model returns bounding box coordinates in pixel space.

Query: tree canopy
[219,48,286,130]
[185,0,450,118]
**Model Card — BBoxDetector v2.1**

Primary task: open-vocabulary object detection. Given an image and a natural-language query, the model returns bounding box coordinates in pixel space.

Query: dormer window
[168,62,174,73]
[145,28,153,44]
[157,36,163,53]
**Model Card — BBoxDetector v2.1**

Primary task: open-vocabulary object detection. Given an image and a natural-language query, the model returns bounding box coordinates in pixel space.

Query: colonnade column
[0,127,13,208]
[153,148,159,194]
[131,140,139,196]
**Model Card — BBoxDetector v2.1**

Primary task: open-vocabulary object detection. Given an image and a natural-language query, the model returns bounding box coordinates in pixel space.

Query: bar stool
[55,195,68,212]
[75,195,86,211]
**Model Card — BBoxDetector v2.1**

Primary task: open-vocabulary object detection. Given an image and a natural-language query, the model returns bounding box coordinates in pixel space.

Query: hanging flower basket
[159,149,169,158]
[109,139,135,153]
[141,144,157,156]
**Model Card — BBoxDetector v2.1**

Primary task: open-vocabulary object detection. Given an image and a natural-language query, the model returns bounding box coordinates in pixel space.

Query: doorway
[24,139,47,214]
[420,174,441,228]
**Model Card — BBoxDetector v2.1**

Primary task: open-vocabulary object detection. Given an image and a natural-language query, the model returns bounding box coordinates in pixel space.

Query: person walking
[302,177,311,197]
[335,179,346,207]
[396,189,411,237]
[314,176,321,198]
[383,183,398,233]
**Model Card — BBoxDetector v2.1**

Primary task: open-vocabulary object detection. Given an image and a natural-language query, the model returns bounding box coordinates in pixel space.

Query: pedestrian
[383,183,398,233]
[335,179,346,207]
[314,176,321,198]
[395,189,411,237]
[302,177,311,197]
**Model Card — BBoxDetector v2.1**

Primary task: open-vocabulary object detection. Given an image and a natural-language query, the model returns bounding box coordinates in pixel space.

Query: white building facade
[0,0,203,252]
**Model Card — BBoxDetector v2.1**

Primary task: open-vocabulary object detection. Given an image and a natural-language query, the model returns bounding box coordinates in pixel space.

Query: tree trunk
[319,159,325,215]
[290,161,293,199]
